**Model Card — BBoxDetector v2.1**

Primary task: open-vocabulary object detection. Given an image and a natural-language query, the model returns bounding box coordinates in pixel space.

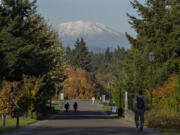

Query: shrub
[0,75,40,118]
[0,79,23,116]
[145,75,180,129]
[112,84,124,109]
[147,75,179,111]
[145,110,180,129]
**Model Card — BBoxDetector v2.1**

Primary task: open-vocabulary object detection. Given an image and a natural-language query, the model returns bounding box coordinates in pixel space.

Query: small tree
[0,79,24,115]
[19,75,40,118]
[112,84,124,110]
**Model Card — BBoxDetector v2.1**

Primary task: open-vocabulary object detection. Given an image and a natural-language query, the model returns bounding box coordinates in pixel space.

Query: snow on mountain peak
[56,21,120,37]
[55,21,130,51]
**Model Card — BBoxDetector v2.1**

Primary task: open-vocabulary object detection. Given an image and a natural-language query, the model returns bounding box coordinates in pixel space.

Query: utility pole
[118,88,123,117]
[149,52,154,110]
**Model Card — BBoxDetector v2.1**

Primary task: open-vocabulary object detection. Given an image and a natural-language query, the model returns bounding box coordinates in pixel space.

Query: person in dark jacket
[133,90,147,132]
[73,102,78,112]
[64,102,69,112]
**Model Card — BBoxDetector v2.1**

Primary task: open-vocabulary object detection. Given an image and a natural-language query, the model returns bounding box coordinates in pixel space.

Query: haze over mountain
[56,21,130,52]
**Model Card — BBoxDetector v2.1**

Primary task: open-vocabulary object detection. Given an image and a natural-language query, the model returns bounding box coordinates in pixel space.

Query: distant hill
[56,21,130,52]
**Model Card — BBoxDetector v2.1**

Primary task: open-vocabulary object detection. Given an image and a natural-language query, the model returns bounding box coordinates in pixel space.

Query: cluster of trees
[0,0,66,119]
[63,0,180,116]
[111,0,180,117]
[62,66,100,99]
[64,38,126,100]
[63,1,180,127]
[64,38,102,99]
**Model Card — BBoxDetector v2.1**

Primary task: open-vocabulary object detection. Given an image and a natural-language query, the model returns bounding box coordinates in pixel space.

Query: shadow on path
[49,110,114,120]
[24,126,147,135]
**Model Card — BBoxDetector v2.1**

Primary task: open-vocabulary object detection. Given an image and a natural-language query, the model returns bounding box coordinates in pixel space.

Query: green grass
[52,104,62,111]
[0,117,37,134]
[102,105,121,118]
[161,130,180,135]
[0,104,62,134]
[103,105,111,112]
[46,103,62,111]
[110,113,118,117]
[95,100,101,104]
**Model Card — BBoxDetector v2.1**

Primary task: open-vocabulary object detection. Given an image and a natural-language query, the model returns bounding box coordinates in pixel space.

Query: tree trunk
[2,113,6,128]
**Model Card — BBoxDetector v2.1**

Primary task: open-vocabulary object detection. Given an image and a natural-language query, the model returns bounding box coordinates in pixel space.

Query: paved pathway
[3,100,162,135]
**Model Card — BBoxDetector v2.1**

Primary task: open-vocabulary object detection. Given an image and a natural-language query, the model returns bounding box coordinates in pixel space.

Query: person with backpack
[133,90,147,132]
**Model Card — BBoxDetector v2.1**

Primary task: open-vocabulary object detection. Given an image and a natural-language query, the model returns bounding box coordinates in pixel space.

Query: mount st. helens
[56,21,130,52]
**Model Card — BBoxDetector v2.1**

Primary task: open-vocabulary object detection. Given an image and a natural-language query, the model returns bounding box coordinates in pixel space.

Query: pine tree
[72,38,92,72]
[65,46,72,64]
[0,0,65,81]
[110,0,180,109]
[124,0,180,93]
[105,47,112,63]
[0,0,66,118]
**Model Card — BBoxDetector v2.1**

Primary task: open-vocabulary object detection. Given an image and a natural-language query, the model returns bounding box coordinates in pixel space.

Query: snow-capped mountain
[56,21,130,52]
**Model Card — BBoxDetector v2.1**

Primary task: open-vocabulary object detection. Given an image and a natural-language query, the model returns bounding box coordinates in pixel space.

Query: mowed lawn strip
[161,130,180,135]
[0,117,37,134]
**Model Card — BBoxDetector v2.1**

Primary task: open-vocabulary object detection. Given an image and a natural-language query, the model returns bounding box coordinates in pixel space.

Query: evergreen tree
[72,38,92,72]
[110,0,180,109]
[0,0,64,81]
[105,47,112,63]
[65,46,72,65]
[0,0,66,118]
[124,0,180,93]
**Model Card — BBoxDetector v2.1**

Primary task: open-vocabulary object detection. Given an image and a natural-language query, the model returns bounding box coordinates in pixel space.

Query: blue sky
[37,0,144,37]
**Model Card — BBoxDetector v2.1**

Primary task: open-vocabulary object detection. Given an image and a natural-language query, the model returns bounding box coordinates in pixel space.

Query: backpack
[136,96,145,109]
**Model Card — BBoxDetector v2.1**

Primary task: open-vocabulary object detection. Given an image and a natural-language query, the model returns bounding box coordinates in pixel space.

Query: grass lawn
[163,131,180,135]
[103,105,111,112]
[102,105,120,118]
[0,117,37,134]
[0,103,62,134]
[51,104,62,111]
[159,130,180,135]
[95,100,102,104]
[46,103,62,112]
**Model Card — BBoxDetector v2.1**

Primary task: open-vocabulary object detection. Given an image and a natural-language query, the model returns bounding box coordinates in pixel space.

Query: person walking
[92,97,95,104]
[64,102,70,112]
[133,90,147,132]
[73,102,78,112]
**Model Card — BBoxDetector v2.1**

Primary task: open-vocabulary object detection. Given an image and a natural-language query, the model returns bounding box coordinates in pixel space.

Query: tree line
[64,1,180,126]
[111,0,180,128]
[64,38,126,100]
[0,0,66,119]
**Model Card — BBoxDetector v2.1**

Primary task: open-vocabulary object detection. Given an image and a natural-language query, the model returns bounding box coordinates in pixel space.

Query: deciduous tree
[62,66,100,99]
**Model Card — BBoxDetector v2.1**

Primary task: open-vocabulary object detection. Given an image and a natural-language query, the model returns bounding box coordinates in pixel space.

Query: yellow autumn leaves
[62,66,100,99]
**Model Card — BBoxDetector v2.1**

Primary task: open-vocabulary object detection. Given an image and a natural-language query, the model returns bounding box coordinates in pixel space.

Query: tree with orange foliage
[0,79,23,115]
[0,79,24,127]
[62,66,100,99]
[0,75,40,118]
[147,75,179,111]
